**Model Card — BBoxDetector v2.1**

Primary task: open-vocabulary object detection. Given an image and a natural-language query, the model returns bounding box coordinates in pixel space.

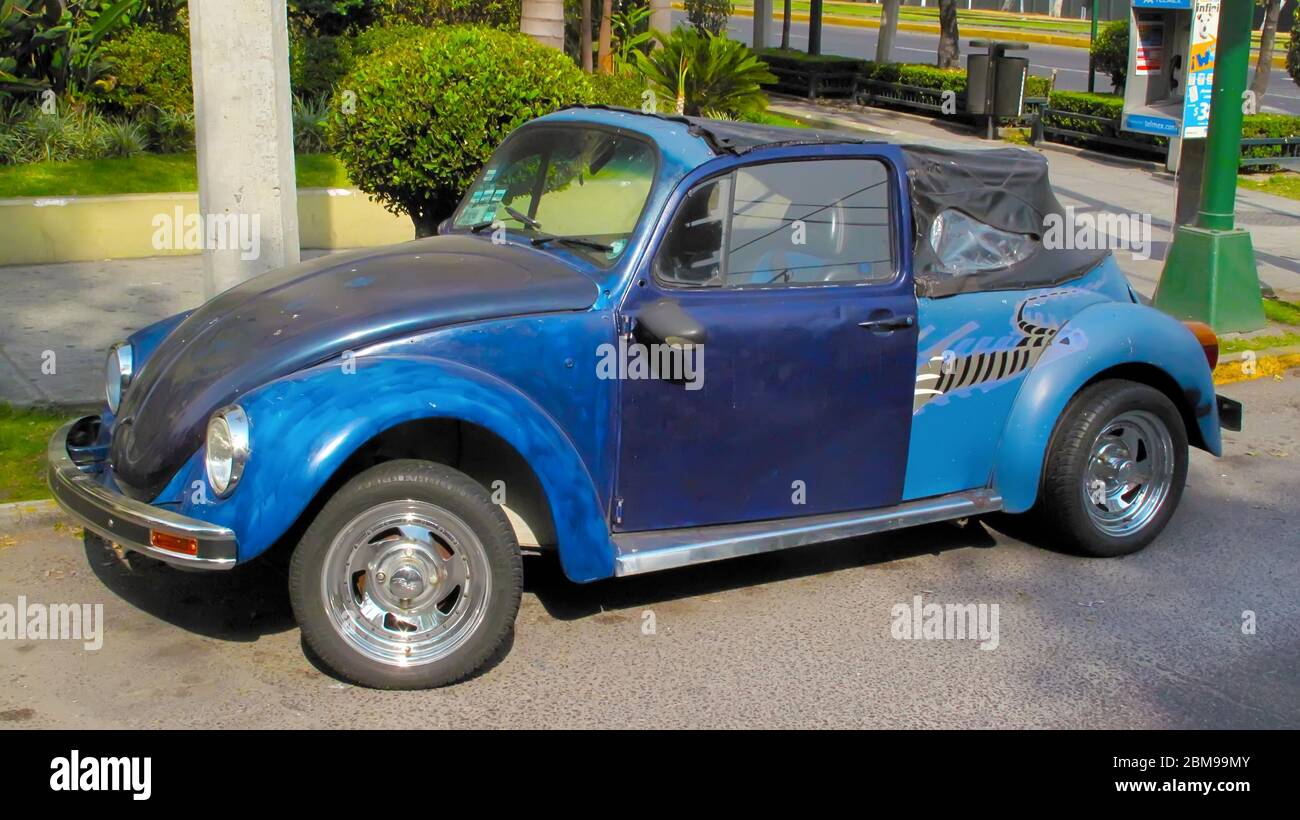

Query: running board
[612,489,1002,577]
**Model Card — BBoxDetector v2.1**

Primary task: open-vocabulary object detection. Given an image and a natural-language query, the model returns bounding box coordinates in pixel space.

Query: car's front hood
[110,234,599,500]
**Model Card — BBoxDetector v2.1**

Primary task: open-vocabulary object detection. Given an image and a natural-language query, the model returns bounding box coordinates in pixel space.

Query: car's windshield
[453,125,657,266]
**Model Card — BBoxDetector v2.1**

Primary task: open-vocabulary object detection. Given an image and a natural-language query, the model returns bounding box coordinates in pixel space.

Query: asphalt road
[0,372,1296,729]
[695,12,1300,116]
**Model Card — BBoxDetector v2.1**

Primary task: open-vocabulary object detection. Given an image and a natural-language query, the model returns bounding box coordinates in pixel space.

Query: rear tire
[1034,379,1188,557]
[289,460,522,689]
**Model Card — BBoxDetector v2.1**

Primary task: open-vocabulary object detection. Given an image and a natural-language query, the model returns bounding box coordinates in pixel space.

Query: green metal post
[1088,0,1100,93]
[1153,0,1266,333]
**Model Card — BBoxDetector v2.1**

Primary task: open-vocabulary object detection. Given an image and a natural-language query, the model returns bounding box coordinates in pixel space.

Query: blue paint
[77,109,1225,585]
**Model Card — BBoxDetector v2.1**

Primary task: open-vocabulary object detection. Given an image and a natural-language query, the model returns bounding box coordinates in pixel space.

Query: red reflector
[150,530,198,556]
[1183,321,1219,370]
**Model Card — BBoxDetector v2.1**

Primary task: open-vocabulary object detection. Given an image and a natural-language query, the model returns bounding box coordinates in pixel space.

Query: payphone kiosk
[1121,0,1221,139]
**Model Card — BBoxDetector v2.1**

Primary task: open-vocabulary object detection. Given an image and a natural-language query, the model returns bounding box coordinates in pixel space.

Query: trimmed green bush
[1091,19,1129,91]
[586,71,648,110]
[1045,90,1300,163]
[329,26,592,235]
[95,28,193,115]
[290,25,426,102]
[756,49,1053,102]
[377,0,519,28]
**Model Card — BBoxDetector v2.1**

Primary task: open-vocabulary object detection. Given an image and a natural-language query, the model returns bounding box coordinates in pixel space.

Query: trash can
[994,56,1029,118]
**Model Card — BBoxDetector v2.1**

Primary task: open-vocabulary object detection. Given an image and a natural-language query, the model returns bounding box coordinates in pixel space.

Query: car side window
[655,158,895,289]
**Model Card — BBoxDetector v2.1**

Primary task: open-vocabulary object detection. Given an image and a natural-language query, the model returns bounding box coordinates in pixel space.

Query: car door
[613,152,918,532]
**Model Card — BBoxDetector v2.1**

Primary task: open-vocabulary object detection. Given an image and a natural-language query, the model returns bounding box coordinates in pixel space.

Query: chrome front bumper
[47,417,238,570]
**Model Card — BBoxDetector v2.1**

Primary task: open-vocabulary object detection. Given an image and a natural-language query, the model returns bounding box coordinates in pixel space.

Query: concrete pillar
[753,0,772,50]
[188,0,299,300]
[521,0,565,50]
[649,0,672,35]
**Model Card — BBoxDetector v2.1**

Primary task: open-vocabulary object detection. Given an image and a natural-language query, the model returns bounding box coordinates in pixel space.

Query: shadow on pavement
[524,519,998,622]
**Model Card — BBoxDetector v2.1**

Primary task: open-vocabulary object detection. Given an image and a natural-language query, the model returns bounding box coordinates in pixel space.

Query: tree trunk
[781,0,792,49]
[876,0,901,64]
[520,0,565,50]
[580,0,593,72]
[1251,0,1283,102]
[598,0,614,74]
[937,0,960,69]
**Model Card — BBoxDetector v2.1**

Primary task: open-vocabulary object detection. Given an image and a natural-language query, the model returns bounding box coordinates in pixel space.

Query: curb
[0,498,63,533]
[1213,346,1300,386]
[711,4,1290,68]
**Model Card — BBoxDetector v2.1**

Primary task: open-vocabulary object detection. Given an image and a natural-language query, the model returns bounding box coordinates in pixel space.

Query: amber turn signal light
[150,530,199,556]
[1182,321,1219,371]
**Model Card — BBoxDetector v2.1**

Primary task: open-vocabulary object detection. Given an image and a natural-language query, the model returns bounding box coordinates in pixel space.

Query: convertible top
[559,107,1108,298]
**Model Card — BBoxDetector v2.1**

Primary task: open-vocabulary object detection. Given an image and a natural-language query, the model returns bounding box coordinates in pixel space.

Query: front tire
[289,460,522,689]
[1035,379,1188,557]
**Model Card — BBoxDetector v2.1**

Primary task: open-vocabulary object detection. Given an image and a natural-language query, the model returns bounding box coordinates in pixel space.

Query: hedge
[756,48,1053,103]
[1045,91,1300,164]
[95,29,194,115]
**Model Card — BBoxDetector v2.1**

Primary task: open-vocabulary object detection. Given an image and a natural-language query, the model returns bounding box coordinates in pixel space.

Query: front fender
[173,355,615,582]
[993,302,1220,513]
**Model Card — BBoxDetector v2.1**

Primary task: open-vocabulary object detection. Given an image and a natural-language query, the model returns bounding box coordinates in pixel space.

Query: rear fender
[993,302,1220,513]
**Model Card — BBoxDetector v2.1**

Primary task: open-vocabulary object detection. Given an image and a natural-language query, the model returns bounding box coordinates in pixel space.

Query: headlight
[205,406,250,497]
[104,342,133,414]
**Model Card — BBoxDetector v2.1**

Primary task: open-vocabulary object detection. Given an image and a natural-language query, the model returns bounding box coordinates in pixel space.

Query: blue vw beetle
[49,107,1241,688]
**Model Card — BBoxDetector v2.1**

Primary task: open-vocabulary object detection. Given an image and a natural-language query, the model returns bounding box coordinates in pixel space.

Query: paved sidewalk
[2,108,1298,407]
[0,252,333,407]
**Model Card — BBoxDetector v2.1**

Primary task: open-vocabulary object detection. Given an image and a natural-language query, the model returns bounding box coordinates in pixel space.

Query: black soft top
[597,109,1107,299]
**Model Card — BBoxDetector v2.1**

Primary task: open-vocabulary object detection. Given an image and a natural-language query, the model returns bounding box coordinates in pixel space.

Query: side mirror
[635,298,708,347]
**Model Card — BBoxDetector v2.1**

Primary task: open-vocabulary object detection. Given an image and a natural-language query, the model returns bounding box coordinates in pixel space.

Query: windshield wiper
[531,234,613,252]
[503,205,541,231]
[469,221,496,233]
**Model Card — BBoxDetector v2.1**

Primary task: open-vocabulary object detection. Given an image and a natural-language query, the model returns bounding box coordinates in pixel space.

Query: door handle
[858,314,915,332]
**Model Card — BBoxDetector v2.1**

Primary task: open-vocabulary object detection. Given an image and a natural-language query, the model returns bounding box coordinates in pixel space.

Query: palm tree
[520,0,564,50]
[598,0,614,74]
[781,0,792,50]
[581,0,593,71]
[937,0,960,69]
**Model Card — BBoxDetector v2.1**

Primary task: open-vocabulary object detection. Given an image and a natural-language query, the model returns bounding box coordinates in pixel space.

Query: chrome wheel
[320,500,491,667]
[1083,410,1174,538]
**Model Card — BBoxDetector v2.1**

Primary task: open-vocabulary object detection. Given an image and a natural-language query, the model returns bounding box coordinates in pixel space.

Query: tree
[580,0,593,71]
[1290,3,1300,87]
[876,0,900,64]
[598,0,613,73]
[781,0,791,50]
[520,0,564,49]
[937,0,959,69]
[330,27,591,235]
[634,27,776,117]
[684,0,732,35]
[1251,0,1283,102]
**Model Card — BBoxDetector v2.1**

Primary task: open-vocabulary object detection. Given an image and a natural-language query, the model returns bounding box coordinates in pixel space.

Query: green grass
[1221,331,1300,355]
[0,152,351,198]
[1239,172,1300,203]
[0,404,73,504]
[747,110,812,129]
[735,1,1273,51]
[1263,298,1300,327]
